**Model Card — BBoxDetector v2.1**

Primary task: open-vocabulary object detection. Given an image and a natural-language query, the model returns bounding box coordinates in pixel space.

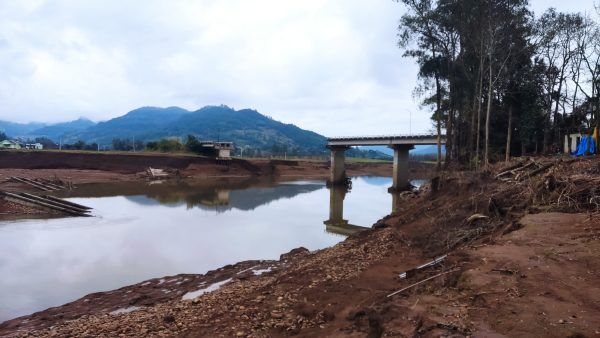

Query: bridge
[327,134,444,190]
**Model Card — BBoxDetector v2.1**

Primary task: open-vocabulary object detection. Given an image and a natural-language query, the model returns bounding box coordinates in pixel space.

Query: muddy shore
[1,153,599,337]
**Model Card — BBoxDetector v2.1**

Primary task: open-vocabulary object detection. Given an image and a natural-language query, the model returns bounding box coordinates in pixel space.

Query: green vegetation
[146,138,184,153]
[396,0,600,167]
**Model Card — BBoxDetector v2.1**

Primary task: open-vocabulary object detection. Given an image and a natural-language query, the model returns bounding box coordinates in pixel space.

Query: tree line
[396,0,600,167]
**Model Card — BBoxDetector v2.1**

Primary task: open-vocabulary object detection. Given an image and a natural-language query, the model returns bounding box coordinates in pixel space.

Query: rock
[280,247,310,260]
[271,311,284,319]
[163,315,176,324]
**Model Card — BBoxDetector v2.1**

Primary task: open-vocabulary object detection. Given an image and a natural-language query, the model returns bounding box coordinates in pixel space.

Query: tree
[397,0,445,169]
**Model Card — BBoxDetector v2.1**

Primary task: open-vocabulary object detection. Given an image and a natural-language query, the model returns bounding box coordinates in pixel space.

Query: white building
[0,140,22,149]
[25,143,44,150]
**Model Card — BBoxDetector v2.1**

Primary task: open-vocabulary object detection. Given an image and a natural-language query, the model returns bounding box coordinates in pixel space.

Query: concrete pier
[328,146,349,185]
[391,145,413,191]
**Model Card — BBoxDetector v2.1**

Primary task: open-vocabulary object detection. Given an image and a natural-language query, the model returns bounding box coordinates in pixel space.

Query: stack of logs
[0,191,92,217]
[1,176,91,217]
[9,176,70,191]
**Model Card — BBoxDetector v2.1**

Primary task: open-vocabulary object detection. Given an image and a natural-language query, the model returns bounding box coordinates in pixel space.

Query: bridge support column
[390,144,413,191]
[328,146,349,185]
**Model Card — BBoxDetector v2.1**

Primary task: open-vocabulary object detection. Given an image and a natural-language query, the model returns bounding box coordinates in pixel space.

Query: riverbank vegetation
[397,0,600,167]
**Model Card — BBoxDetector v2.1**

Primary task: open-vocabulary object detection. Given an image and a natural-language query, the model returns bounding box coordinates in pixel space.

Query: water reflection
[0,176,420,322]
[323,180,421,236]
[324,186,369,236]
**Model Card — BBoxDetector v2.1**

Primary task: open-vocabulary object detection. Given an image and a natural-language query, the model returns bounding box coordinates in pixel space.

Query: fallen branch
[399,255,447,279]
[387,268,459,298]
[519,163,553,181]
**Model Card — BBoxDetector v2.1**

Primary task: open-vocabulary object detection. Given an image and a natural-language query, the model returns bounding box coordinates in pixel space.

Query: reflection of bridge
[324,184,403,236]
[327,134,444,190]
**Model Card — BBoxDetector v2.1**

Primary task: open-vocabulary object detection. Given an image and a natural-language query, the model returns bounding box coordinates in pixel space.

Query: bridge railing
[327,133,444,141]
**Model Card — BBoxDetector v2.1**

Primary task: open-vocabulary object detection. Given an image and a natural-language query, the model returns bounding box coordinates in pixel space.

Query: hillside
[0,121,46,137]
[28,118,96,141]
[59,105,328,155]
[0,106,394,157]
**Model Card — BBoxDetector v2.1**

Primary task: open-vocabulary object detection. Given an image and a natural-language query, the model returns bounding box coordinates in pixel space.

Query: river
[0,176,423,322]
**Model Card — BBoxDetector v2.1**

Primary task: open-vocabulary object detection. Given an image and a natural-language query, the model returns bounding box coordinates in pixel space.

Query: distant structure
[0,140,22,149]
[198,141,233,159]
[24,143,43,150]
[564,133,582,154]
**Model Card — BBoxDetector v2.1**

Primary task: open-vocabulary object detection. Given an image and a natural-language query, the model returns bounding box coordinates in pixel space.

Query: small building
[0,140,22,149]
[24,143,43,150]
[198,141,233,159]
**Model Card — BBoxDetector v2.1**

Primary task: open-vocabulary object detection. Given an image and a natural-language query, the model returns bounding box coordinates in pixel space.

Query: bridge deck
[327,134,444,147]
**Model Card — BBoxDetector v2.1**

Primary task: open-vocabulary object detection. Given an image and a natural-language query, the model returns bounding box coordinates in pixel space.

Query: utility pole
[59,138,62,151]
[132,136,136,152]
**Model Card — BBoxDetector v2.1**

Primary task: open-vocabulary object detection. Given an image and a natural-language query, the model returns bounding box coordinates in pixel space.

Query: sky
[0,0,596,137]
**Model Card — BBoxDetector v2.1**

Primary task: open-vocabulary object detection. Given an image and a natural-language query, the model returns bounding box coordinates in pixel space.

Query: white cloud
[0,0,595,136]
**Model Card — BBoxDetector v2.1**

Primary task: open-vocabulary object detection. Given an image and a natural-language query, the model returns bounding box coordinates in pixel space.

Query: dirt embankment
[2,156,599,337]
[0,150,417,183]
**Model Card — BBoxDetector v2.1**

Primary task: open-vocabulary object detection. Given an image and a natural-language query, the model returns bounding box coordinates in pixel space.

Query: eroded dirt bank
[3,155,599,337]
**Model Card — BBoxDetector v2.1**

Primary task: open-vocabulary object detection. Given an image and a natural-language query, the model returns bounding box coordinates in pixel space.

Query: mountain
[0,106,394,157]
[69,106,190,143]
[359,144,446,157]
[60,105,328,154]
[411,144,446,155]
[28,118,96,140]
[0,121,46,138]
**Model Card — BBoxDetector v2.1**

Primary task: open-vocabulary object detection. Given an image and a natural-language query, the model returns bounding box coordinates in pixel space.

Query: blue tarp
[572,135,596,156]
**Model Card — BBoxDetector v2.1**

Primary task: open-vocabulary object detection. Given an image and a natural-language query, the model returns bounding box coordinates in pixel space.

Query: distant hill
[28,118,96,141]
[358,144,446,157]
[0,121,46,138]
[61,105,328,155]
[411,144,446,155]
[0,106,395,157]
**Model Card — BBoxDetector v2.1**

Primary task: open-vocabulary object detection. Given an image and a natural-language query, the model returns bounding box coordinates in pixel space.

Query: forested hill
[71,105,327,155]
[0,106,331,155]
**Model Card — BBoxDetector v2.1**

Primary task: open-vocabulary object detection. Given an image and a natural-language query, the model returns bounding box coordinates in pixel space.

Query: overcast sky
[0,0,596,136]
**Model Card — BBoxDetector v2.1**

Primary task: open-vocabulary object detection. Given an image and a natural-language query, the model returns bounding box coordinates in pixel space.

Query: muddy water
[0,176,422,322]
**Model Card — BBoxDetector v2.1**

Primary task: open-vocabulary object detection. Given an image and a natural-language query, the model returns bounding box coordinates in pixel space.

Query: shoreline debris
[399,255,448,279]
[0,191,92,217]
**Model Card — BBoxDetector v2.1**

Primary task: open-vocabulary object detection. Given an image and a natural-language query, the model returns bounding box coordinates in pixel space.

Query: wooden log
[19,177,61,191]
[35,179,65,190]
[519,163,554,180]
[0,191,90,217]
[19,193,90,213]
[43,195,92,210]
[10,177,52,191]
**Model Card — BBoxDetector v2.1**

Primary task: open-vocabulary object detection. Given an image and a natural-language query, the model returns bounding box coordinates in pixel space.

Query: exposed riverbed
[0,176,422,322]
